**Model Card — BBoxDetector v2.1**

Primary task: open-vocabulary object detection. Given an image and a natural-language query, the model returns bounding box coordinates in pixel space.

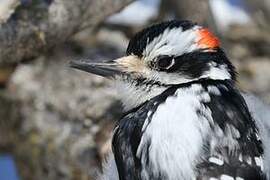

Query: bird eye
[156,55,175,70]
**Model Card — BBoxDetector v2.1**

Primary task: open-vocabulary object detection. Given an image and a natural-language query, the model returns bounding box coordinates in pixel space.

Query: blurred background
[0,0,269,179]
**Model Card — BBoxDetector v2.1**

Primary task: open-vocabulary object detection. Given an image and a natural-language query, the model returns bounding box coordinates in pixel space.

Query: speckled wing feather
[196,81,266,180]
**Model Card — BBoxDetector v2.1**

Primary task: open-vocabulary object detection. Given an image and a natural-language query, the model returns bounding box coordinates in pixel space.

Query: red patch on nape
[197,28,220,49]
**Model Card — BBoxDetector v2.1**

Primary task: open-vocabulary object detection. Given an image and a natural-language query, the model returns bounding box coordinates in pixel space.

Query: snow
[107,0,161,26]
[0,0,20,23]
[209,0,251,32]
[107,0,252,32]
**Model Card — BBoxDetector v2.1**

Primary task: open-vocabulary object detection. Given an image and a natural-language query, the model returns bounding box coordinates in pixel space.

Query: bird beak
[70,55,143,78]
[70,59,123,78]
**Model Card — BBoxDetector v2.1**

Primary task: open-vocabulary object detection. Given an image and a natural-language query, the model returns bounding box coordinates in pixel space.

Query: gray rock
[5,46,123,179]
[236,58,270,103]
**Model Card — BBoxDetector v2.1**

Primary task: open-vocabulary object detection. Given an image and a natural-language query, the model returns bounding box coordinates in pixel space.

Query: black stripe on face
[166,51,211,78]
[150,49,235,80]
[149,51,212,79]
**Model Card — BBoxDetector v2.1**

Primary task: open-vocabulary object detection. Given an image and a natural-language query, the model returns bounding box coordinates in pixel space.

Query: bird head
[71,20,236,109]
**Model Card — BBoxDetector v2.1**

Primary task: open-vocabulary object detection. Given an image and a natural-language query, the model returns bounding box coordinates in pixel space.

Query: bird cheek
[115,55,147,75]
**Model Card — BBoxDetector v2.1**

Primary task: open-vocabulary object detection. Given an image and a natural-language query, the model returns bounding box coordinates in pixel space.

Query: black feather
[126,20,196,57]
[112,79,265,180]
[112,86,178,180]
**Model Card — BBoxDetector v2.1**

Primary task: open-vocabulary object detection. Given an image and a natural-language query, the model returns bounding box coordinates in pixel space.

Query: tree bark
[158,0,211,25]
[246,0,270,29]
[0,0,133,65]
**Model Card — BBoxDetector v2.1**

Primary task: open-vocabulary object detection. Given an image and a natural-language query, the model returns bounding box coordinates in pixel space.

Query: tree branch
[0,0,133,65]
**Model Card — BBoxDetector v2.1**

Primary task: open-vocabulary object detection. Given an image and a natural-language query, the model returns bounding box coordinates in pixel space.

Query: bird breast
[136,84,213,180]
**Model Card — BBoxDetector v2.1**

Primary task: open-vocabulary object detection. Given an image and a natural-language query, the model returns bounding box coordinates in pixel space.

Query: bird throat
[114,79,167,111]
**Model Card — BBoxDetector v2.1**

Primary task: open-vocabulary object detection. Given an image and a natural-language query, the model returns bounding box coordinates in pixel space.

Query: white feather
[114,78,166,110]
[143,26,200,61]
[99,93,270,180]
[136,84,212,180]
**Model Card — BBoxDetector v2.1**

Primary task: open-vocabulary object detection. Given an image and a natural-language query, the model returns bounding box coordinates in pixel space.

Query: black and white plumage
[71,20,267,180]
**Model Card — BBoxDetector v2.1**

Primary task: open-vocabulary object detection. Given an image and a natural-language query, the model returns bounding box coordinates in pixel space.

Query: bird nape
[71,20,267,180]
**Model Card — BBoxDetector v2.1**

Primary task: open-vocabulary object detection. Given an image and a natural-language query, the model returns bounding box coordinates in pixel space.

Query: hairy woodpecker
[71,20,266,180]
